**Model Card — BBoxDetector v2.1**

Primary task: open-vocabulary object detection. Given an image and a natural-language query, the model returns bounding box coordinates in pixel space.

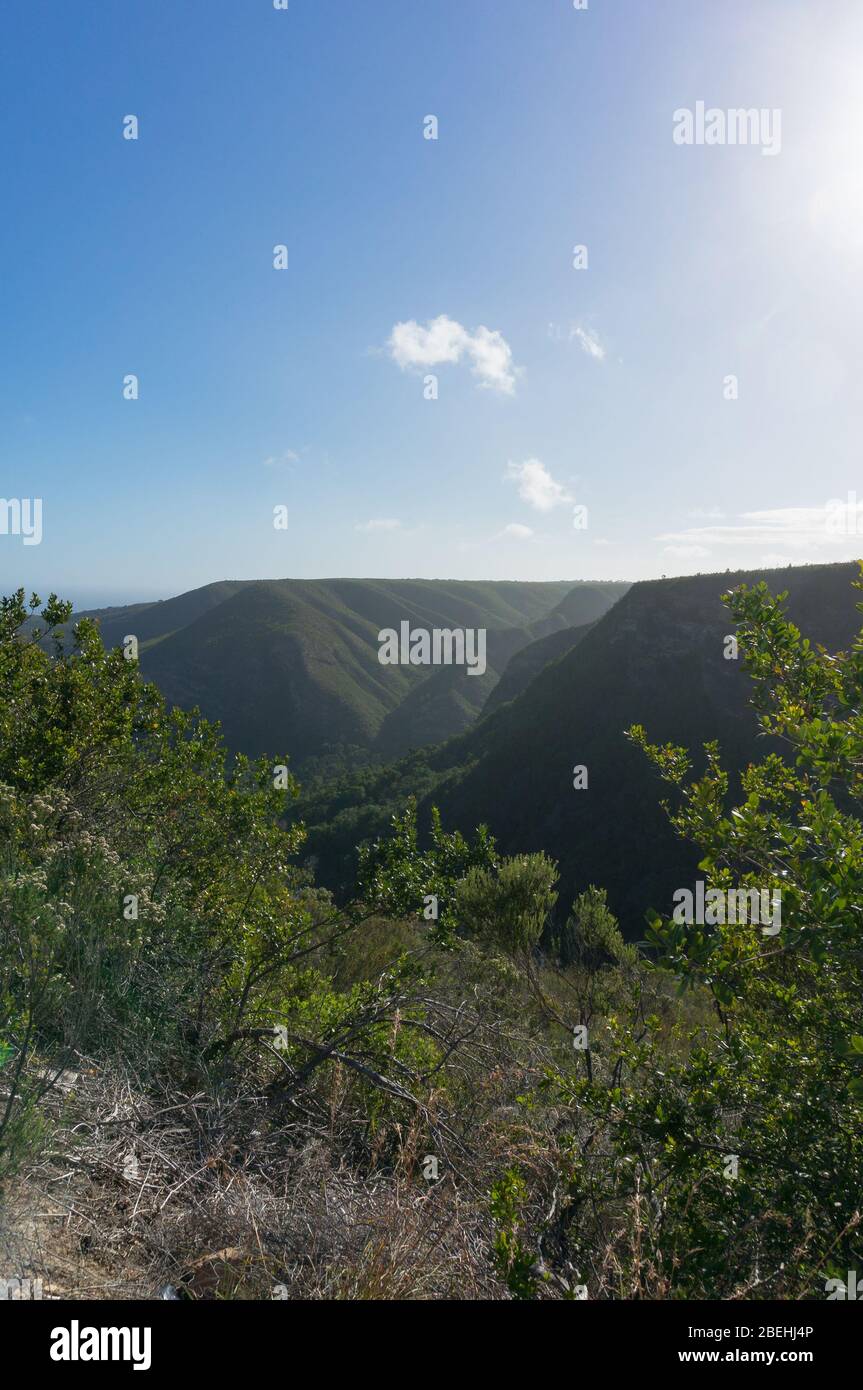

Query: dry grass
[0,1058,510,1300]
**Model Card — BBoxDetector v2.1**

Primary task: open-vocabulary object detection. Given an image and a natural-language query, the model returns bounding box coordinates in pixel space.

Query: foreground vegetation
[0,576,861,1298]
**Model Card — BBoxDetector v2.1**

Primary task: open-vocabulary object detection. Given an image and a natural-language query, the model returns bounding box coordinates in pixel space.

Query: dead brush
[2,1055,512,1300]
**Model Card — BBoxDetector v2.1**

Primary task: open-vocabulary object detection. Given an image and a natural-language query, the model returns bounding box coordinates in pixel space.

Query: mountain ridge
[76,577,629,770]
[295,560,863,934]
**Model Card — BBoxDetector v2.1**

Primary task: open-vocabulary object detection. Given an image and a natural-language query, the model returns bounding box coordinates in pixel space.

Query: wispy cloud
[663,544,711,560]
[263,449,300,467]
[658,501,863,558]
[506,458,573,512]
[571,325,606,361]
[387,314,519,394]
[497,522,535,540]
[355,518,402,533]
[548,322,609,362]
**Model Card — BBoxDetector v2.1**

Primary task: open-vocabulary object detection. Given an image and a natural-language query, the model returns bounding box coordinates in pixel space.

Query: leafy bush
[455,854,558,958]
[5,574,863,1301]
[513,574,863,1298]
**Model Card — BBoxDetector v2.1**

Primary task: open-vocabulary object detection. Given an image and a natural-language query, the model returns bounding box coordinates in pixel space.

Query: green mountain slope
[297,562,863,934]
[78,577,628,770]
[82,581,249,650]
[483,621,595,714]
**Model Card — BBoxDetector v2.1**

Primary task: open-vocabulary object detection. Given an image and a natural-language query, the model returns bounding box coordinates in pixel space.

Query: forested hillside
[3,570,862,1303]
[79,578,628,773]
[481,620,595,713]
[298,562,863,935]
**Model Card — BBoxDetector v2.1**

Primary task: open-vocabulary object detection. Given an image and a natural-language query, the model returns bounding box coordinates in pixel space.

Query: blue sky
[2,0,862,606]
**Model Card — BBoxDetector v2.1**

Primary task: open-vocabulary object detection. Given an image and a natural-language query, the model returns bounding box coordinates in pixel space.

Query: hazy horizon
[50,554,862,618]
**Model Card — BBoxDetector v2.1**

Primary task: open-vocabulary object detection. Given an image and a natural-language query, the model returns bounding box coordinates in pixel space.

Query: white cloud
[264,449,300,467]
[571,326,606,361]
[657,499,863,568]
[498,522,534,540]
[355,518,402,533]
[387,314,519,394]
[658,502,863,553]
[506,458,573,512]
[663,544,711,560]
